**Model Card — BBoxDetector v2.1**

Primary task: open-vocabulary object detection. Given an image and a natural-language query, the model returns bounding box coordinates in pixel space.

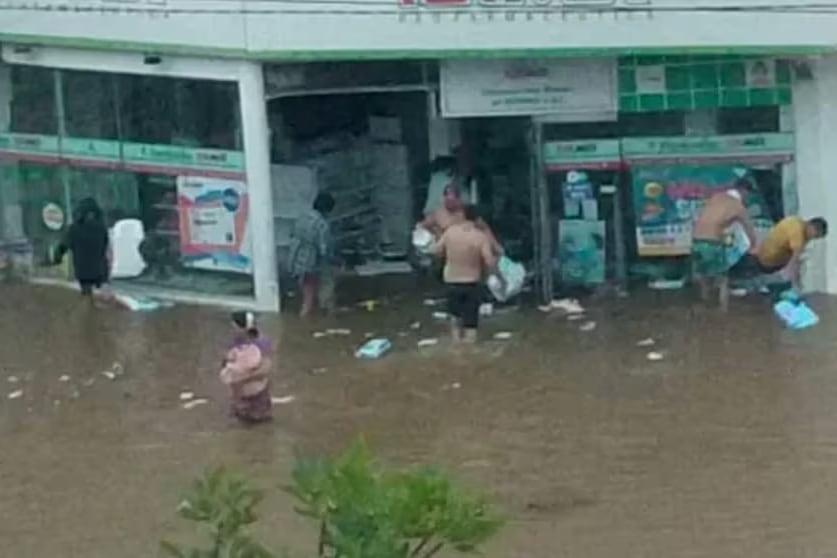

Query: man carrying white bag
[415,206,524,342]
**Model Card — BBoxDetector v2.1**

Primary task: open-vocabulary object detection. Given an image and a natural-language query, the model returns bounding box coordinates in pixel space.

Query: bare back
[692,192,748,241]
[437,222,494,284]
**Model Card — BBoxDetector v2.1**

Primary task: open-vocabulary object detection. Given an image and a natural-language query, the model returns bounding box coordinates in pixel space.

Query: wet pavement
[3,283,837,557]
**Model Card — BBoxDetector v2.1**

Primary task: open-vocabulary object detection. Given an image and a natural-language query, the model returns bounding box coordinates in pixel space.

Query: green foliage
[161,467,275,558]
[288,441,503,558]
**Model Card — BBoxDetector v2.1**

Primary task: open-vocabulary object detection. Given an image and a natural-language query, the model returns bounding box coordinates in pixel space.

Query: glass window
[717,107,780,135]
[62,70,119,139]
[10,66,56,135]
[0,163,65,268]
[117,75,241,149]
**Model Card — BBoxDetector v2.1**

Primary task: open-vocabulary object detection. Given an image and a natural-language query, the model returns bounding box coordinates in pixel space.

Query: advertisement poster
[558,220,606,285]
[176,176,252,274]
[632,165,770,256]
[440,58,617,117]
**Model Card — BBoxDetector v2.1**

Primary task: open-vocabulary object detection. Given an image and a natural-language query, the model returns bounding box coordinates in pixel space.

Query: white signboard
[440,58,617,118]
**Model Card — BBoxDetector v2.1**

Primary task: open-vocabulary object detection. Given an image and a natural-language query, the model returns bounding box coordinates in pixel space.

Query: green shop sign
[0,133,60,160]
[122,143,244,173]
[543,140,621,171]
[61,138,121,164]
[622,133,794,165]
[0,133,244,176]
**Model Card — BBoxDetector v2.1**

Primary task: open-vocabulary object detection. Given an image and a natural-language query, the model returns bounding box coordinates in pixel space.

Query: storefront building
[2,0,837,308]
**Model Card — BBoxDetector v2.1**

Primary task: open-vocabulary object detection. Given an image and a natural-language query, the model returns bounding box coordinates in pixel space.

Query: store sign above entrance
[440,58,617,117]
[543,140,621,171]
[621,133,794,166]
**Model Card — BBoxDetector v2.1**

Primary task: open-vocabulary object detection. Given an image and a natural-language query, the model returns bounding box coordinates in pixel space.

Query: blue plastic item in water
[773,292,819,330]
[355,338,392,359]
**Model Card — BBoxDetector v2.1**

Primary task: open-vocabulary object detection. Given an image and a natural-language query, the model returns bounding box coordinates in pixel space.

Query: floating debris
[312,331,327,339]
[423,298,443,307]
[432,311,449,320]
[636,338,656,347]
[58,375,71,382]
[7,389,23,400]
[179,391,195,401]
[493,331,513,340]
[551,298,585,314]
[417,338,439,348]
[359,299,380,311]
[731,288,748,298]
[355,338,392,359]
[82,378,96,387]
[310,367,328,376]
[567,314,585,322]
[326,328,351,336]
[182,398,208,410]
[7,376,19,384]
[101,371,117,380]
[646,351,664,361]
[579,321,597,332]
[271,395,296,405]
[410,321,422,330]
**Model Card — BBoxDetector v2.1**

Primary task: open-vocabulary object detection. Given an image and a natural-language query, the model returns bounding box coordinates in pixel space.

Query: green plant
[161,467,275,558]
[288,441,503,558]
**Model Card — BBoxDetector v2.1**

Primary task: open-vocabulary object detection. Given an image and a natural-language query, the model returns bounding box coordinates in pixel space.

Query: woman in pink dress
[220,311,273,424]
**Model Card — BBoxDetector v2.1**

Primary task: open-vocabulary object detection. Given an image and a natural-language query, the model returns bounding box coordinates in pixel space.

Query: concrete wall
[1,1,836,57]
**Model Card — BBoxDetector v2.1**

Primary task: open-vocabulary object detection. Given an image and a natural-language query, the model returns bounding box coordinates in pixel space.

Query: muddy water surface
[2,284,837,557]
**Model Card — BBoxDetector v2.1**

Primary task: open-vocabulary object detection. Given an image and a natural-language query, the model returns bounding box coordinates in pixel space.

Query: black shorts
[79,279,104,295]
[447,282,481,329]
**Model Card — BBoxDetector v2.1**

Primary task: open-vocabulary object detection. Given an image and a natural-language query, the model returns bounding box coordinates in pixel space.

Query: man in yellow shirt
[756,216,828,287]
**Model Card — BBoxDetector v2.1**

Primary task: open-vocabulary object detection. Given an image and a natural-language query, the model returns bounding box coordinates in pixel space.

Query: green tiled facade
[618,56,793,113]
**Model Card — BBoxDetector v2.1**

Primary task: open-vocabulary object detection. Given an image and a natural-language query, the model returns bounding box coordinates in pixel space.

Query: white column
[792,55,837,294]
[238,61,280,312]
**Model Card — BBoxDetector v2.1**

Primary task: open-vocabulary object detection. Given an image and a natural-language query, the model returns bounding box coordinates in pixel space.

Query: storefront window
[117,75,241,149]
[0,163,65,270]
[62,70,119,139]
[1,65,253,299]
[10,66,56,135]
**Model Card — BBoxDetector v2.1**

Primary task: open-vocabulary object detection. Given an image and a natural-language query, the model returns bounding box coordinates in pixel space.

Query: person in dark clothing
[55,198,110,297]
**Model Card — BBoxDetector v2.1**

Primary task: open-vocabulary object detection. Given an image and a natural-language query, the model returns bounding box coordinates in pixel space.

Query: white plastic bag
[724,222,751,268]
[488,256,525,302]
[411,226,435,255]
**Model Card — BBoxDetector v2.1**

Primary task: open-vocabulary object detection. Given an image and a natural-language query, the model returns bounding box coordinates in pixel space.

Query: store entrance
[458,118,535,264]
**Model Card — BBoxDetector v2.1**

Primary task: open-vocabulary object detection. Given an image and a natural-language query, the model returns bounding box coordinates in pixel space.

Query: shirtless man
[422,185,502,255]
[435,205,499,343]
[691,181,758,311]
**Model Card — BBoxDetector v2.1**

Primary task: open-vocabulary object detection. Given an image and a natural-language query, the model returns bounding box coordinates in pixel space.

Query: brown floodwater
[2,282,837,557]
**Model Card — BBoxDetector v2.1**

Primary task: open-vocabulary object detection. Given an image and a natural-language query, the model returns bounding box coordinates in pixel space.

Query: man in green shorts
[691,183,758,312]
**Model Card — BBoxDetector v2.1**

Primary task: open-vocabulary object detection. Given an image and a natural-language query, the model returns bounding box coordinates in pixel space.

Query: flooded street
[3,283,837,557]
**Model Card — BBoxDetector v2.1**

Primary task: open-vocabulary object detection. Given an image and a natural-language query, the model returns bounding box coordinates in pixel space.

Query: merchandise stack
[369,143,412,258]
[271,131,414,273]
[299,139,379,260]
